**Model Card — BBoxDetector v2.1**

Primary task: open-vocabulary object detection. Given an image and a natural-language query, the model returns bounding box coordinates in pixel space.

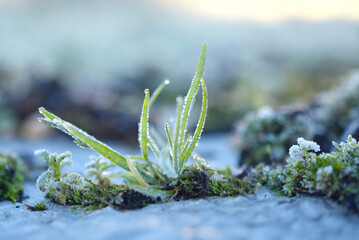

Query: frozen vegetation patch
[233,106,313,166]
[33,43,255,210]
[253,136,359,212]
[314,71,359,144]
[2,43,354,214]
[0,152,25,203]
[233,71,359,165]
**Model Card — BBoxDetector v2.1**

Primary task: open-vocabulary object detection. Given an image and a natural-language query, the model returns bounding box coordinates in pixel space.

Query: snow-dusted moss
[35,149,155,210]
[23,200,47,211]
[35,150,85,205]
[0,152,25,203]
[175,161,255,200]
[257,136,359,211]
[233,106,313,166]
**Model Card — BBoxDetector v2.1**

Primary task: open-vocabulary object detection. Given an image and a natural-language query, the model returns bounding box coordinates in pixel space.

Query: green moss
[59,183,155,211]
[35,150,155,210]
[314,74,359,141]
[234,106,313,166]
[35,148,256,210]
[0,152,25,203]
[24,200,47,211]
[175,162,255,200]
[255,136,359,212]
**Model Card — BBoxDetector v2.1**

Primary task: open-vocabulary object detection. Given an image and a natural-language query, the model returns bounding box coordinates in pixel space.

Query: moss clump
[233,106,313,166]
[35,149,255,210]
[313,73,359,146]
[0,152,25,203]
[65,184,154,211]
[36,150,155,210]
[35,149,85,205]
[24,200,47,211]
[255,136,359,211]
[175,162,255,200]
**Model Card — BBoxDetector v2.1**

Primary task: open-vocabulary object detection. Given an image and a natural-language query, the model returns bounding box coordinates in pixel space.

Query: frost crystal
[37,169,55,192]
[316,166,333,191]
[62,173,84,190]
[289,145,302,159]
[297,138,320,152]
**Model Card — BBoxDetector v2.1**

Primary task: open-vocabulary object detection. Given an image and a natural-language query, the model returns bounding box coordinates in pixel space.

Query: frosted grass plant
[38,42,208,199]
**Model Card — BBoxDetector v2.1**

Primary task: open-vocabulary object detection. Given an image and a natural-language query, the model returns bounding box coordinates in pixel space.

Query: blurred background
[1,0,359,145]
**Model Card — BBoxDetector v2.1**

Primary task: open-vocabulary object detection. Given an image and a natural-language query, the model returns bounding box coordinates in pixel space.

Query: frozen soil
[1,134,359,240]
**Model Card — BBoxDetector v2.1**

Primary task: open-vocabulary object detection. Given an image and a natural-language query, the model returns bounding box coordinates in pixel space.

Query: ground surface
[1,134,358,240]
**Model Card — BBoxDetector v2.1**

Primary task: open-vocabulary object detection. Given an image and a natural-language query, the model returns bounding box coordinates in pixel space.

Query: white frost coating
[337,135,359,163]
[316,165,334,191]
[317,165,333,175]
[37,169,55,192]
[289,145,302,160]
[297,138,320,152]
[34,149,48,156]
[176,96,183,104]
[282,184,293,195]
[158,150,178,179]
[52,118,62,126]
[61,172,85,190]
[58,151,72,159]
[257,106,274,119]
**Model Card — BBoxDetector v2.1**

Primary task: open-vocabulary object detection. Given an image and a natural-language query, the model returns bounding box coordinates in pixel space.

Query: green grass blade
[165,123,173,150]
[178,136,192,169]
[172,96,183,172]
[139,89,161,178]
[139,89,150,161]
[126,157,150,187]
[148,135,160,157]
[178,42,207,147]
[126,179,173,200]
[149,79,170,108]
[181,78,208,170]
[164,123,176,170]
[38,107,129,171]
[135,166,158,184]
[64,123,129,171]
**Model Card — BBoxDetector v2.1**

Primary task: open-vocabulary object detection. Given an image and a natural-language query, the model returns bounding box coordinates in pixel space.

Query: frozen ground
[1,134,359,240]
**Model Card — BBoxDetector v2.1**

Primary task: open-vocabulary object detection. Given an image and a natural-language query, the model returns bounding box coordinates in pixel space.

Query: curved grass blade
[149,79,170,108]
[165,123,173,151]
[148,135,160,157]
[173,96,183,172]
[139,89,150,161]
[38,107,129,171]
[139,89,161,178]
[126,157,150,187]
[126,179,173,200]
[180,78,208,171]
[178,42,207,147]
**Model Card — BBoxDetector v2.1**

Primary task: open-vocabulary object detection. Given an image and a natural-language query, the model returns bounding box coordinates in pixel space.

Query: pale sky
[156,0,359,21]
